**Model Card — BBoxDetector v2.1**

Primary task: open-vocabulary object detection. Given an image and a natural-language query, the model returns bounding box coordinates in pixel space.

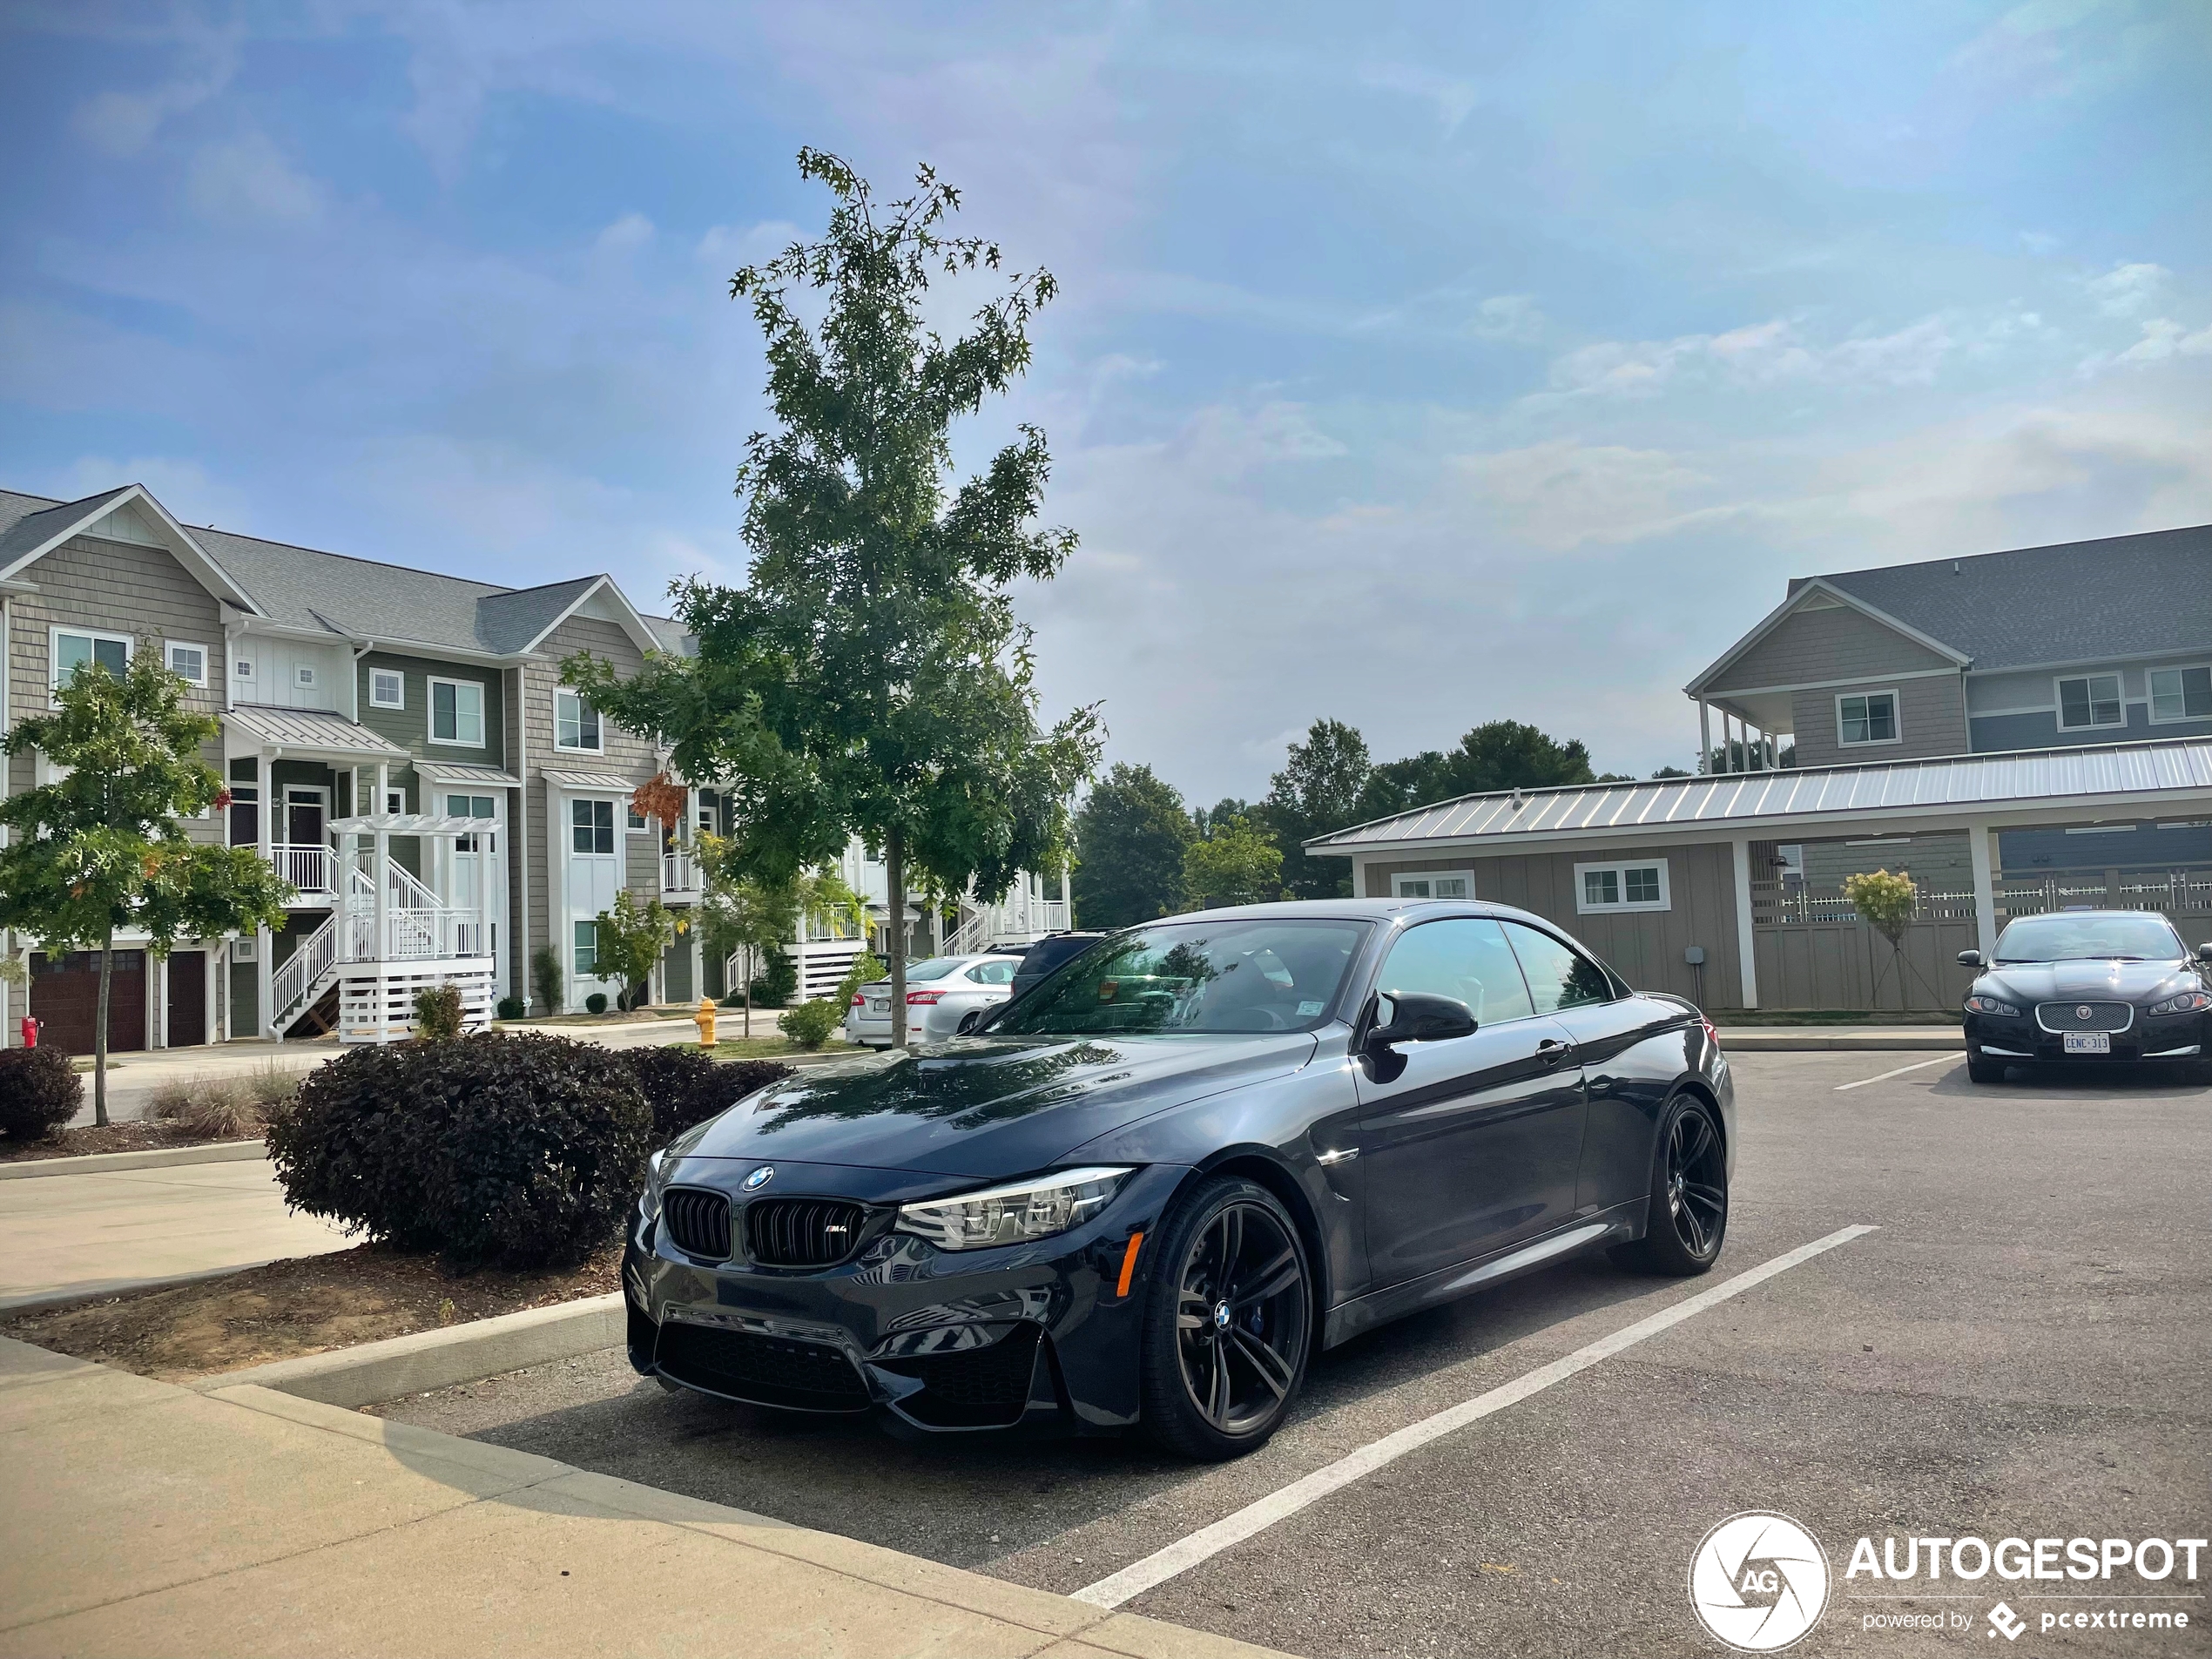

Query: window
[1373,918,1534,1027]
[51,628,131,686]
[1837,691,1899,746]
[233,938,257,962]
[2148,665,2212,724]
[1574,859,1670,914]
[967,960,1019,985]
[1393,872,1474,900]
[165,641,209,686]
[234,657,254,681]
[446,792,496,852]
[2057,673,2124,731]
[368,668,405,710]
[430,678,486,746]
[383,786,407,814]
[554,689,601,752]
[571,799,615,854]
[1502,921,1613,1013]
[627,804,650,833]
[295,664,316,688]
[573,921,598,976]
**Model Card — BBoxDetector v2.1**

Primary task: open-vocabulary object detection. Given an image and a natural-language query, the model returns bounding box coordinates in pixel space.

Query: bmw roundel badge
[743,1165,775,1191]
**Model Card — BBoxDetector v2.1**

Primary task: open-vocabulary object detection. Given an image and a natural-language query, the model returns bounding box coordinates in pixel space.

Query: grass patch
[675,1037,866,1060]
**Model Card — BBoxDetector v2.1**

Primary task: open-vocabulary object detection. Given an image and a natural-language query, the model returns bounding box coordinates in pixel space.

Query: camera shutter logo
[1689,1512,1831,1652]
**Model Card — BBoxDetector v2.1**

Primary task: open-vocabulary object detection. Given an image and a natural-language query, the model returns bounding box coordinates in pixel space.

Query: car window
[1374,919,1534,1026]
[901,958,966,982]
[1021,935,1100,977]
[967,960,1018,984]
[993,919,1368,1036]
[1993,914,2184,962]
[1501,922,1613,1014]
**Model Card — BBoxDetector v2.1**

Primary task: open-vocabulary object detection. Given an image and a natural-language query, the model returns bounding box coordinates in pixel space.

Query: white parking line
[1070,1224,1878,1609]
[1833,1055,1957,1091]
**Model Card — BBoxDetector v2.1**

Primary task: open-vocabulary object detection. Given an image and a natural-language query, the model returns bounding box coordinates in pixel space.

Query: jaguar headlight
[1964,994,2021,1017]
[2148,988,2212,1015]
[895,1166,1134,1251]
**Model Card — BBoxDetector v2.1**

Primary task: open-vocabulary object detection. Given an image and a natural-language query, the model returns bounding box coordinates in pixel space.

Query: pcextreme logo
[1689,1512,1831,1652]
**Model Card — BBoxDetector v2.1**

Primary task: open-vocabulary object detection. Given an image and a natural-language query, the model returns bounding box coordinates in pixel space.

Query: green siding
[356,651,505,768]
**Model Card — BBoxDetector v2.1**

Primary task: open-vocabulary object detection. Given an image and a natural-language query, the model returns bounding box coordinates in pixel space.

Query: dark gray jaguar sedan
[1959,909,2212,1083]
[624,899,1736,1460]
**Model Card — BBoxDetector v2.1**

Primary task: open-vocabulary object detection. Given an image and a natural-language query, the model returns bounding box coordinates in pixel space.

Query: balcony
[661,849,698,898]
[266,844,338,903]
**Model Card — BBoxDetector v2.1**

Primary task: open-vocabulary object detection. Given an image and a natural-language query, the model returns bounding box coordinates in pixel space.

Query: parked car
[628,899,1735,1460]
[1959,910,2212,1083]
[1008,930,1110,1001]
[843,954,1024,1049]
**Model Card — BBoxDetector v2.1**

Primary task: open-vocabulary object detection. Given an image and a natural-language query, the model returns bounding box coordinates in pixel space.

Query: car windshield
[898,958,968,983]
[990,919,1370,1037]
[1993,914,2184,963]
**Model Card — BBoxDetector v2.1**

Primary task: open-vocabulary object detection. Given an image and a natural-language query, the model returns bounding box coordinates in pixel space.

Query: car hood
[681,1031,1319,1178]
[1977,960,2200,1005]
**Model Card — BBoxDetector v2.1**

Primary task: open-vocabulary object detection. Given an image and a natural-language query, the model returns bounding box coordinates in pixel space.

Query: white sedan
[845,954,1024,1048]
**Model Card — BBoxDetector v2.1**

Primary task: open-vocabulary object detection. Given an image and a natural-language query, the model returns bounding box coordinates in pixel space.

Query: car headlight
[1964,995,2022,1016]
[895,1166,1134,1251]
[2147,989,2212,1015]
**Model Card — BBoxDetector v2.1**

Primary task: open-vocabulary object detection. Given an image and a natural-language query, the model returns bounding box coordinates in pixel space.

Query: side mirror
[1366,990,1476,1052]
[2197,943,2212,965]
[1956,949,1986,969]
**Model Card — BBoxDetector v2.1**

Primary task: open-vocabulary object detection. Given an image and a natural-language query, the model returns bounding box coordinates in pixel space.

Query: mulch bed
[0,1121,262,1165]
[0,1240,620,1382]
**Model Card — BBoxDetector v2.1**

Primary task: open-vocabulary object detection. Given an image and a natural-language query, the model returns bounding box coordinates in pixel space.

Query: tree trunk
[887,826,907,1049]
[94,933,113,1127]
[743,943,753,1038]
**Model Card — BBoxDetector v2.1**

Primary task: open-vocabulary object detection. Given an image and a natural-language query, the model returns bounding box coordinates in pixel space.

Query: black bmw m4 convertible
[624,899,1736,1460]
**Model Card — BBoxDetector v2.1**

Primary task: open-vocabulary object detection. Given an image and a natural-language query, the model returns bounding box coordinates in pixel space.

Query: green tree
[694,833,799,1029]
[1069,763,1193,927]
[0,651,292,1123]
[1356,719,1601,820]
[590,890,678,1011]
[569,151,1097,1047]
[1182,816,1284,910]
[1260,718,1371,900]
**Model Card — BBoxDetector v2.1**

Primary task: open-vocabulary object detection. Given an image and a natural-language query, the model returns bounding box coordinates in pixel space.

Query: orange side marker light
[1116,1231,1144,1298]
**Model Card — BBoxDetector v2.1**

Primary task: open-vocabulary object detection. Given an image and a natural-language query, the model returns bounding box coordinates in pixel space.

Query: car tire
[1966,1052,2006,1085]
[1608,1092,1728,1278]
[1138,1175,1312,1461]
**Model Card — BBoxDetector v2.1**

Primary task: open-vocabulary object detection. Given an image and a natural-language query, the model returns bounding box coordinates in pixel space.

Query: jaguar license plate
[870,998,889,1013]
[2063,1032,2111,1055]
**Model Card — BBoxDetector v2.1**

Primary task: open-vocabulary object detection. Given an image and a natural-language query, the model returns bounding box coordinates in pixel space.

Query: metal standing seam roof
[1306,738,2212,853]
[414,760,524,787]
[542,768,646,792]
[225,705,410,756]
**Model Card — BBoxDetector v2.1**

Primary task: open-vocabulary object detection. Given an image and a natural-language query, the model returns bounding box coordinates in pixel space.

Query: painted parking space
[375,1050,2210,1656]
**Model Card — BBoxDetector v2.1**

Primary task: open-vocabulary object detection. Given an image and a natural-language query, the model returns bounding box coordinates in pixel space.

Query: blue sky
[3,2,2208,799]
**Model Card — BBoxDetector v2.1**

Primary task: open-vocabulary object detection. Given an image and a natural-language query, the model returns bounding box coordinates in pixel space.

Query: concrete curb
[0,1138,266,1181]
[190,1291,626,1407]
[1717,1031,1964,1052]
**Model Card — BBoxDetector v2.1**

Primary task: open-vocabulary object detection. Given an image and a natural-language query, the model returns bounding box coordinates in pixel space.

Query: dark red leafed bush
[265,1032,651,1267]
[622,1046,792,1143]
[0,1047,82,1140]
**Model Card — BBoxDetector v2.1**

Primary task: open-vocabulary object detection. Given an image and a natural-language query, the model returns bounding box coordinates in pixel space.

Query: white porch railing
[270,843,337,896]
[662,850,697,894]
[944,890,1069,957]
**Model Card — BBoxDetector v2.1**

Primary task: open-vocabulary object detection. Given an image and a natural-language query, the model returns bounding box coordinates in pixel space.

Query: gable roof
[0,484,685,662]
[1792,523,2211,673]
[0,485,260,611]
[1684,576,1971,695]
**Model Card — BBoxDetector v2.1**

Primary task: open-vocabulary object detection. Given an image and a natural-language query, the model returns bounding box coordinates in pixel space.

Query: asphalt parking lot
[376,1050,2210,1657]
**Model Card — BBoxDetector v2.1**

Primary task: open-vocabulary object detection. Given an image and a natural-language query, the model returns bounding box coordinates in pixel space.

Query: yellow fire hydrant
[694,997,717,1047]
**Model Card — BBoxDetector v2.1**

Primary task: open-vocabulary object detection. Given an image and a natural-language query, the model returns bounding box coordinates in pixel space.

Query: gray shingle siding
[1789,673,1969,768]
[1702,601,1958,693]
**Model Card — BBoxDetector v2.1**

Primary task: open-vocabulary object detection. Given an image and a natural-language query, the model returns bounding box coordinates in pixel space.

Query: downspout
[514,664,531,1012]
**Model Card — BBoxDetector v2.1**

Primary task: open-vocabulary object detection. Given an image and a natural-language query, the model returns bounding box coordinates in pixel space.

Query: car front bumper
[1965,1010,2209,1065]
[624,1160,1189,1434]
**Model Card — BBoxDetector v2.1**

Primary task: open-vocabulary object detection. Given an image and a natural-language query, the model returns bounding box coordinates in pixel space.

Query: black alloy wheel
[1139,1176,1312,1460]
[1611,1093,1728,1276]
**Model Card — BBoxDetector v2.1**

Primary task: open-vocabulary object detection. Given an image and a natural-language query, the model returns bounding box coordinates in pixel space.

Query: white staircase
[268,857,496,1042]
[943,883,1069,957]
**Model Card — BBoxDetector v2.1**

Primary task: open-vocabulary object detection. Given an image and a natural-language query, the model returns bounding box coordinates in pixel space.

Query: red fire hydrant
[18,1017,37,1048]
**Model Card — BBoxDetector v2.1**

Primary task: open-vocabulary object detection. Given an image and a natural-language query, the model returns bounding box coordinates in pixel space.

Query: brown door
[29,951,148,1057]
[166,950,206,1048]
[286,789,326,847]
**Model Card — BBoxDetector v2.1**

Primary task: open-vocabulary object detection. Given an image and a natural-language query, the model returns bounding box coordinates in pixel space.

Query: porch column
[1966,822,1999,959]
[1730,834,1759,1010]
[1060,865,1072,925]
[477,828,493,963]
[1697,698,1711,775]
[374,760,390,815]
[256,750,273,1036]
[374,826,390,1043]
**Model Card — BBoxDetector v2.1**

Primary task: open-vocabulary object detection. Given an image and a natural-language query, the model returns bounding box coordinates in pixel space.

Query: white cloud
[1449,440,1715,552]
[1467,294,1544,344]
[2085,260,2169,315]
[69,23,239,157]
[48,455,253,530]
[594,212,655,255]
[2114,316,2212,362]
[185,132,325,226]
[1359,63,1480,137]
[1179,401,1350,471]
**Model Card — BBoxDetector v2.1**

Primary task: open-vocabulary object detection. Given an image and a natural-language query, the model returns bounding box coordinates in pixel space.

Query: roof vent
[1509,788,1526,811]
[1952,560,1959,573]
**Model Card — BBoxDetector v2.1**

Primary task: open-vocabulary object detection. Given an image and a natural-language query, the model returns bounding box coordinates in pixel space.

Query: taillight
[1701,1015,1722,1051]
[907,989,944,1005]
[851,994,865,1008]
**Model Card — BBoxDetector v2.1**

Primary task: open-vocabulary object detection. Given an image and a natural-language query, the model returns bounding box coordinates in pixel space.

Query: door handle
[1535,1038,1574,1067]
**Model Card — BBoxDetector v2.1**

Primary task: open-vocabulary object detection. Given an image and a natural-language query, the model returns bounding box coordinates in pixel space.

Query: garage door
[29,951,148,1057]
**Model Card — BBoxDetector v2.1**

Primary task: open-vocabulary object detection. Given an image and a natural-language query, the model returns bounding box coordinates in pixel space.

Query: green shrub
[0,1047,83,1139]
[751,945,798,1008]
[496,995,526,1022]
[622,1046,793,1143]
[413,981,466,1042]
[777,996,842,1049]
[530,946,563,1016]
[266,1032,652,1268]
[584,992,608,1015]
[834,950,887,1011]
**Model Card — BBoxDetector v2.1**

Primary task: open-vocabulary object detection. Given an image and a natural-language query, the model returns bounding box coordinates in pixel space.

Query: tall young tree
[1261,718,1372,900]
[572,152,1098,1045]
[1069,763,1193,927]
[0,651,292,1123]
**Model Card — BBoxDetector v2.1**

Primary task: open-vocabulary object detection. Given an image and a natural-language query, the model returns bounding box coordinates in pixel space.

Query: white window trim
[1834,688,1902,748]
[383,786,407,814]
[294,664,317,687]
[49,624,133,688]
[233,655,255,681]
[1573,858,1672,914]
[570,796,618,856]
[2146,664,2212,725]
[368,667,407,710]
[1391,870,1476,901]
[552,687,603,753]
[2054,671,2126,732]
[428,675,488,748]
[164,639,211,687]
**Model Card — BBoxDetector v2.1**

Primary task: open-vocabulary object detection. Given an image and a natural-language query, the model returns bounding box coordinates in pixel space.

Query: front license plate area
[2063,1032,2111,1055]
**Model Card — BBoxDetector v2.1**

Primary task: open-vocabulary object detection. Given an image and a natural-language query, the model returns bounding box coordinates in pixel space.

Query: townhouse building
[1,480,1064,1056]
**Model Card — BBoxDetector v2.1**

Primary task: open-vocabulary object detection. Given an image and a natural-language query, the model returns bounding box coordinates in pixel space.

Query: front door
[285,786,326,847]
[165,950,206,1048]
[565,796,621,1009]
[441,792,504,974]
[1354,917,1588,1288]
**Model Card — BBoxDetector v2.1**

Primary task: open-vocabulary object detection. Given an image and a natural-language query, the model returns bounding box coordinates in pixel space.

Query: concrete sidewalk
[0,1336,1278,1659]
[0,1157,350,1312]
